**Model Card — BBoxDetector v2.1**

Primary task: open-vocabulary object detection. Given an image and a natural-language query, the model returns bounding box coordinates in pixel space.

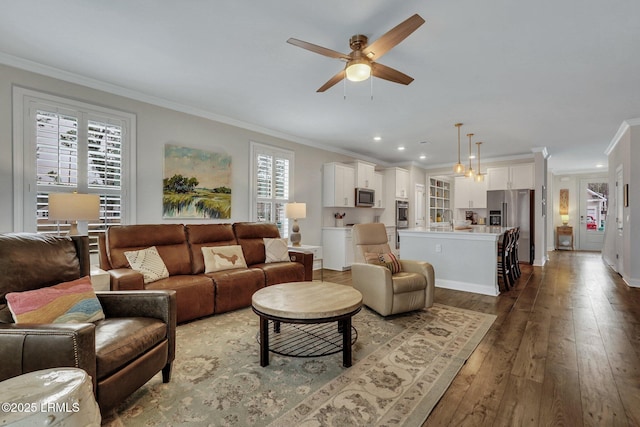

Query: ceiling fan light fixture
[345,58,371,82]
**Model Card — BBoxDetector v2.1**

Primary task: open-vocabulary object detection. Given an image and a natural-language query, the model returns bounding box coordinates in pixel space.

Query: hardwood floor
[317,250,640,426]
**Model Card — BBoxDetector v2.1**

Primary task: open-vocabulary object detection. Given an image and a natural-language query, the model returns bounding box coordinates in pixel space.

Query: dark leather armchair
[0,233,177,413]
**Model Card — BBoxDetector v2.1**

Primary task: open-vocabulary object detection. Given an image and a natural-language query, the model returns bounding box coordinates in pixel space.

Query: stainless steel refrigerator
[487,189,535,264]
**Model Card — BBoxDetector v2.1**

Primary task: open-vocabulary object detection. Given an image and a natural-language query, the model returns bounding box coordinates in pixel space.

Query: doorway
[578,178,608,251]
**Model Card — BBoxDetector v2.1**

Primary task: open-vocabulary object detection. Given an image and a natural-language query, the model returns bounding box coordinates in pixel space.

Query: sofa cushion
[202,245,248,273]
[124,246,170,284]
[253,262,305,287]
[94,317,167,379]
[185,224,237,274]
[233,222,281,266]
[145,275,214,323]
[206,268,265,314]
[264,238,290,263]
[6,276,105,324]
[107,225,192,276]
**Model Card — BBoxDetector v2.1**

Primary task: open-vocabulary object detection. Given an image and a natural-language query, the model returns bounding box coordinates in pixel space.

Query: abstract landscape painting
[163,144,232,219]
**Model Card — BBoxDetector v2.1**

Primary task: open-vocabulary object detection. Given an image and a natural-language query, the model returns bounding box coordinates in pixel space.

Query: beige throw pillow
[264,238,290,263]
[202,245,248,273]
[124,246,170,284]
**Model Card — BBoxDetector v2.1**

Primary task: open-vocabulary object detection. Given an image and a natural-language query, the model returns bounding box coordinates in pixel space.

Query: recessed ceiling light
[596,164,604,168]
[398,146,405,151]
[373,136,382,141]
[419,154,426,160]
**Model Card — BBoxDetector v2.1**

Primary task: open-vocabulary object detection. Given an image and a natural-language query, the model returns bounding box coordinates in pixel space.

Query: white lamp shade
[345,61,371,82]
[285,202,306,219]
[49,193,100,221]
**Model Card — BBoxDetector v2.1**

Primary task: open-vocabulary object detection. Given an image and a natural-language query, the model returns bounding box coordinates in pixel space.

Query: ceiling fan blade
[371,63,414,85]
[363,14,425,61]
[317,69,346,92]
[287,38,351,60]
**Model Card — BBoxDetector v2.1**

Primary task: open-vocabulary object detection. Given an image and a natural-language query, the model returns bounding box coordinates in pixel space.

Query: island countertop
[399,226,511,241]
[398,226,513,296]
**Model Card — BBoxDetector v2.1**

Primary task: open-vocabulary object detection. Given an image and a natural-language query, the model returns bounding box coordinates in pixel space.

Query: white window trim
[12,86,137,231]
[249,141,295,226]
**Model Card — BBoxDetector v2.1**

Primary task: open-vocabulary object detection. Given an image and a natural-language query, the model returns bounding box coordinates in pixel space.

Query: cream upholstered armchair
[351,223,435,316]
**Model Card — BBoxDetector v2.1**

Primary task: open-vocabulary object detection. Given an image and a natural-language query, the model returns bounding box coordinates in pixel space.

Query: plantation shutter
[251,143,293,238]
[31,102,127,252]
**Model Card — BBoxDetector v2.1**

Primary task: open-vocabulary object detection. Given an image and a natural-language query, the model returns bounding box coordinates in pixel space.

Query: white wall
[0,63,356,246]
[603,120,640,287]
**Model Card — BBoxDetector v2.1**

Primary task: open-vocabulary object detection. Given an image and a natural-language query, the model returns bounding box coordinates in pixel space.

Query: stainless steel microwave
[355,187,375,207]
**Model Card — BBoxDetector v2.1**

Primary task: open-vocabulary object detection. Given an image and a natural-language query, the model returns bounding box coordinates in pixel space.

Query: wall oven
[395,200,409,249]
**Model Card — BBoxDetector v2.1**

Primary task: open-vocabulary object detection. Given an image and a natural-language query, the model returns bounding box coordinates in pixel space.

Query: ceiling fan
[287,14,425,92]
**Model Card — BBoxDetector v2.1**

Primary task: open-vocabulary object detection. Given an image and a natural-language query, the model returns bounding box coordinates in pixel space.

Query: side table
[556,226,574,250]
[289,244,323,280]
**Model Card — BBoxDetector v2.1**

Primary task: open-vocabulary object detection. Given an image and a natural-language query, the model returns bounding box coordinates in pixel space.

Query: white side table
[289,244,323,280]
[90,266,110,291]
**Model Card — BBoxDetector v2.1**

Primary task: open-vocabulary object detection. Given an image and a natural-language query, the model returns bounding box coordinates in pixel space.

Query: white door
[415,184,426,227]
[578,178,608,251]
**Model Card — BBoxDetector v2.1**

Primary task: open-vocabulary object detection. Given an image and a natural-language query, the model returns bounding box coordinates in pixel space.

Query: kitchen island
[398,226,511,296]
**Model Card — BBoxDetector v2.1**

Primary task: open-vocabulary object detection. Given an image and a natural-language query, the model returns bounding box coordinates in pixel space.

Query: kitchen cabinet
[373,172,385,208]
[486,164,534,190]
[323,162,355,207]
[428,176,451,225]
[385,167,409,200]
[354,161,376,189]
[454,176,487,209]
[322,227,353,271]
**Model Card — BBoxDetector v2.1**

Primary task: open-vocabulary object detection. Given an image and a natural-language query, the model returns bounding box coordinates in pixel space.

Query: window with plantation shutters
[13,88,136,253]
[250,142,294,238]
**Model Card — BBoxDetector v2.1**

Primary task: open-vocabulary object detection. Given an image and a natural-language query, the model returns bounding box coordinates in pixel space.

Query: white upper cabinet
[486,164,534,190]
[373,172,385,208]
[454,176,487,209]
[354,161,376,189]
[384,167,410,200]
[323,162,355,207]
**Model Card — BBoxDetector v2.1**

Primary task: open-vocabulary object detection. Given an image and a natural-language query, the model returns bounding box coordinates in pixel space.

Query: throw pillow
[364,252,403,274]
[124,246,169,284]
[264,238,290,263]
[202,245,248,273]
[6,276,105,324]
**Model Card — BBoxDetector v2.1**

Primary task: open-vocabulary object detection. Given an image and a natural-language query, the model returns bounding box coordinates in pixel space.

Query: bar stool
[510,227,521,280]
[497,229,514,291]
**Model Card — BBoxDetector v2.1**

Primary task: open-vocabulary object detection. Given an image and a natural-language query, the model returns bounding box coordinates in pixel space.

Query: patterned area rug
[102,303,495,426]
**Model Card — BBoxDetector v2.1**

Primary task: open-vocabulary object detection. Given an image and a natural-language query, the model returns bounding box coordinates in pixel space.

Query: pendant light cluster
[452,123,484,182]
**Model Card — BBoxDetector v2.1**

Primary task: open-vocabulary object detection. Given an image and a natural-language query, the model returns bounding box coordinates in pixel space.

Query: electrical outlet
[435,244,442,253]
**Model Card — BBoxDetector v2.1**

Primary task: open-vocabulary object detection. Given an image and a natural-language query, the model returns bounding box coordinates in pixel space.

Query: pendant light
[453,123,465,175]
[475,142,484,182]
[465,133,475,179]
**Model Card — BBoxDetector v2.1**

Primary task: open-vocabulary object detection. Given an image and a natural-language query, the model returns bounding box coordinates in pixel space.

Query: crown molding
[605,118,640,155]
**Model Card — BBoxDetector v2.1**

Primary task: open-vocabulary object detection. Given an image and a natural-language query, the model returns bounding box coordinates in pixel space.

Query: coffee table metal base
[253,310,360,368]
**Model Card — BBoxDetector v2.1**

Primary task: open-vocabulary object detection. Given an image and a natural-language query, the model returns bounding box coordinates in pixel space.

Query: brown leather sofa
[0,233,177,413]
[98,222,313,323]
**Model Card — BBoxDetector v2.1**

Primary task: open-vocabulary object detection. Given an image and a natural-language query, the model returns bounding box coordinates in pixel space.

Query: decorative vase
[336,218,344,227]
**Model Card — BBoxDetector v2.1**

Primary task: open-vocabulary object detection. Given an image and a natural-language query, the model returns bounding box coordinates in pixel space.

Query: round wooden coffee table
[251,281,362,367]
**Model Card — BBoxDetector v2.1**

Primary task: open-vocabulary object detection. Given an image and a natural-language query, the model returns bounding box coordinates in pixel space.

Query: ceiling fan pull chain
[343,76,347,100]
[370,73,374,101]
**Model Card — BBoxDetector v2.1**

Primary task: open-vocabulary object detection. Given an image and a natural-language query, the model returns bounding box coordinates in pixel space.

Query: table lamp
[285,202,306,247]
[49,193,100,235]
[561,214,569,225]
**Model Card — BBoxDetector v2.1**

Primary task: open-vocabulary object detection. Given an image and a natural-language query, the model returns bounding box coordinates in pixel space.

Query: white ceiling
[2,0,639,173]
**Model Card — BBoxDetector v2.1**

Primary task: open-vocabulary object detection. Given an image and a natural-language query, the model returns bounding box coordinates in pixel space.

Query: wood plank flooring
[317,250,640,426]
